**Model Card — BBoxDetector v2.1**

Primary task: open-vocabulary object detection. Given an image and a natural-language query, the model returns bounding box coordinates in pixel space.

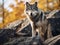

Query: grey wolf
[24,2,52,42]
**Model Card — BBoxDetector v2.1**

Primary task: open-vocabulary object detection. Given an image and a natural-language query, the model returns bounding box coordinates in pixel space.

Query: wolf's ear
[35,2,37,6]
[26,2,30,7]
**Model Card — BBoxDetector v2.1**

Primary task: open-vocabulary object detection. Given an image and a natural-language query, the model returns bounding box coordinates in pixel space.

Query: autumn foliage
[0,0,60,28]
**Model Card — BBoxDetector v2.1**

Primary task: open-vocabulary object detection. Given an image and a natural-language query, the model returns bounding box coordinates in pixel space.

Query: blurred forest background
[0,0,60,28]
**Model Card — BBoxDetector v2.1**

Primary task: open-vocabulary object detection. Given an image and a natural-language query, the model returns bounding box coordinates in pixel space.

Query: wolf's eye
[32,7,38,11]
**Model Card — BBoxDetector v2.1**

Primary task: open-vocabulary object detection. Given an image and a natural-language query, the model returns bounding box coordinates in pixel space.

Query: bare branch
[44,35,60,45]
[16,18,30,33]
[4,19,23,29]
[46,10,59,19]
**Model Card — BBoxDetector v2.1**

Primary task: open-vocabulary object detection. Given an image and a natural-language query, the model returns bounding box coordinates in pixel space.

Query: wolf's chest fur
[31,11,45,27]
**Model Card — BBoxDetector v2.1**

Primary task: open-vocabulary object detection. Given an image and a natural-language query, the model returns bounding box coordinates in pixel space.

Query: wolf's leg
[47,23,53,39]
[38,26,45,42]
[30,22,36,38]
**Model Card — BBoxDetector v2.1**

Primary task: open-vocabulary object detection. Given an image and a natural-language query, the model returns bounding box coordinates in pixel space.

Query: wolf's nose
[31,13,33,16]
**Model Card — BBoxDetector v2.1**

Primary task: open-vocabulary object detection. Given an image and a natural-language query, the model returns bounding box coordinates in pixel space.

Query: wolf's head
[25,2,39,18]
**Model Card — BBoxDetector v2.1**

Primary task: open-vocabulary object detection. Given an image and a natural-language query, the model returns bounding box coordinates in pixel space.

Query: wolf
[24,2,53,42]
